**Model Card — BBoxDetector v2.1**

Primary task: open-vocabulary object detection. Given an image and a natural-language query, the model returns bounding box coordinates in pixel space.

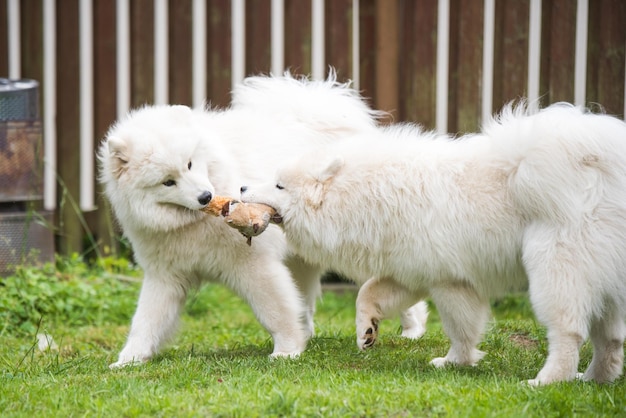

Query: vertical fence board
[130,0,154,106]
[21,0,44,79]
[358,0,377,108]
[493,0,529,111]
[587,0,625,117]
[93,0,117,143]
[21,0,44,113]
[168,0,192,105]
[540,0,577,105]
[284,0,312,76]
[399,0,438,128]
[206,0,231,107]
[0,0,8,75]
[55,0,82,253]
[448,0,484,134]
[246,0,272,76]
[325,0,352,81]
[88,0,117,255]
[375,0,399,122]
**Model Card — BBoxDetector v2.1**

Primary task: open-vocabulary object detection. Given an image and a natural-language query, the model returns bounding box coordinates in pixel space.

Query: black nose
[240,186,248,194]
[198,191,212,206]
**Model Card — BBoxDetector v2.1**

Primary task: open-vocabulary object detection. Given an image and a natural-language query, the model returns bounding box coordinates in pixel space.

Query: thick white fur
[241,103,626,385]
[99,73,427,368]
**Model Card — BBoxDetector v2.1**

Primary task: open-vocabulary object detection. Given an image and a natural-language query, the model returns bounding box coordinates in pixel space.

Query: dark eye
[187,161,192,170]
[276,184,284,190]
[163,179,176,187]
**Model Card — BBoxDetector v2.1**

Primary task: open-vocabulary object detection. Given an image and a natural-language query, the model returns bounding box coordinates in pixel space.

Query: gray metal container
[0,79,52,274]
[0,78,39,121]
[0,79,43,202]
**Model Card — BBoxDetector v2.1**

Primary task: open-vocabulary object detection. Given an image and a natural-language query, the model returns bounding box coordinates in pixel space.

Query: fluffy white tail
[231,71,384,137]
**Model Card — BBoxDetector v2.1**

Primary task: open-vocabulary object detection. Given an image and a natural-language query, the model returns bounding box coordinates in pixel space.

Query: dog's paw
[430,357,449,368]
[269,351,301,359]
[357,319,379,350]
[109,358,146,369]
[109,354,149,369]
[525,379,542,387]
[400,324,427,340]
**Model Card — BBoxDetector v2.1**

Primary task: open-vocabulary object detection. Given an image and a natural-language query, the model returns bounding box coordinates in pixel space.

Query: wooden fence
[0,0,624,258]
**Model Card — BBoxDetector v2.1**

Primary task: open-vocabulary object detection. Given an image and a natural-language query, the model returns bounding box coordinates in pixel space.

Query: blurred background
[0,0,624,271]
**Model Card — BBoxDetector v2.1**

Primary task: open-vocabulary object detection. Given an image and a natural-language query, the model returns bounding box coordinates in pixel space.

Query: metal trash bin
[0,78,54,274]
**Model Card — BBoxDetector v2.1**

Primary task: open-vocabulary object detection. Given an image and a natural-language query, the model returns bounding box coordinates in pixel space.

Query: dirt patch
[509,333,539,348]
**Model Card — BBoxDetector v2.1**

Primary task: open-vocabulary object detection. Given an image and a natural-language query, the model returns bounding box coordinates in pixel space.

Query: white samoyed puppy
[241,103,626,385]
[99,74,428,368]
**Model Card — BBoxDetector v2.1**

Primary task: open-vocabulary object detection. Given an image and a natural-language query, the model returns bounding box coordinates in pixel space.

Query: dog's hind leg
[285,256,323,339]
[429,282,489,367]
[355,277,426,350]
[110,275,187,368]
[400,301,429,339]
[582,304,625,383]
[523,226,593,385]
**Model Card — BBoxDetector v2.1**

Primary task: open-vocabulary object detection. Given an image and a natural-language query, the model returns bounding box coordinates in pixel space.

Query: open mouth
[270,212,283,224]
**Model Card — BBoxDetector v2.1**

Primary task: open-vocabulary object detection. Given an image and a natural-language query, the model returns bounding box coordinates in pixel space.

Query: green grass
[1,259,625,417]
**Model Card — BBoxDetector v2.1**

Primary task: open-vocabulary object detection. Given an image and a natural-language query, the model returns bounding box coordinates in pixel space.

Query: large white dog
[241,103,626,385]
[99,74,427,367]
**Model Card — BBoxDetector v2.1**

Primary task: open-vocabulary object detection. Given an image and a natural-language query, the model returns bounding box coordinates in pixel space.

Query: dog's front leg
[228,259,309,358]
[284,256,323,340]
[110,276,186,368]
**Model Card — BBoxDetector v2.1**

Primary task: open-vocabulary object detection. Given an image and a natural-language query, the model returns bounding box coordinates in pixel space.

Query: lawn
[1,257,624,417]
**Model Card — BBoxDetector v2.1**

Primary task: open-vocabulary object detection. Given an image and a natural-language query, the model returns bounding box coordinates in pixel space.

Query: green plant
[0,254,140,335]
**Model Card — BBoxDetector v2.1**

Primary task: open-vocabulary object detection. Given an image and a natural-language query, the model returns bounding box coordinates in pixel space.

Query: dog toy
[201,196,279,245]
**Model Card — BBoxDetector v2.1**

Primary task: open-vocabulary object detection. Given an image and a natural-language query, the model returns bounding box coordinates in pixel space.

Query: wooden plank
[55,0,82,254]
[586,0,625,117]
[447,0,459,132]
[358,0,377,109]
[540,0,576,105]
[448,0,483,134]
[325,0,352,81]
[88,0,118,255]
[246,0,272,77]
[206,0,231,107]
[375,0,399,123]
[93,0,117,143]
[284,0,312,77]
[399,0,438,128]
[20,0,44,109]
[130,0,154,107]
[0,0,7,76]
[493,0,529,112]
[168,0,193,105]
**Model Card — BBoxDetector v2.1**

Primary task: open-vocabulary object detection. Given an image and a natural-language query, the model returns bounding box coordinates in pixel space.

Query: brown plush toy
[201,196,279,245]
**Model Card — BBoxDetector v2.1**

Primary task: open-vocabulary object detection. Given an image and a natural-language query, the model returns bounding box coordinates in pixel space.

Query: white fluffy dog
[241,103,626,385]
[99,74,428,367]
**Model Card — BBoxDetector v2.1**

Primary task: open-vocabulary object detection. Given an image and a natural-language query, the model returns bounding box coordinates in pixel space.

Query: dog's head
[98,105,215,232]
[240,153,344,230]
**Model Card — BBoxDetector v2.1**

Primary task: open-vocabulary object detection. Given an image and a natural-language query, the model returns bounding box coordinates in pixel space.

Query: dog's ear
[107,136,130,178]
[315,156,344,182]
[306,156,343,208]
